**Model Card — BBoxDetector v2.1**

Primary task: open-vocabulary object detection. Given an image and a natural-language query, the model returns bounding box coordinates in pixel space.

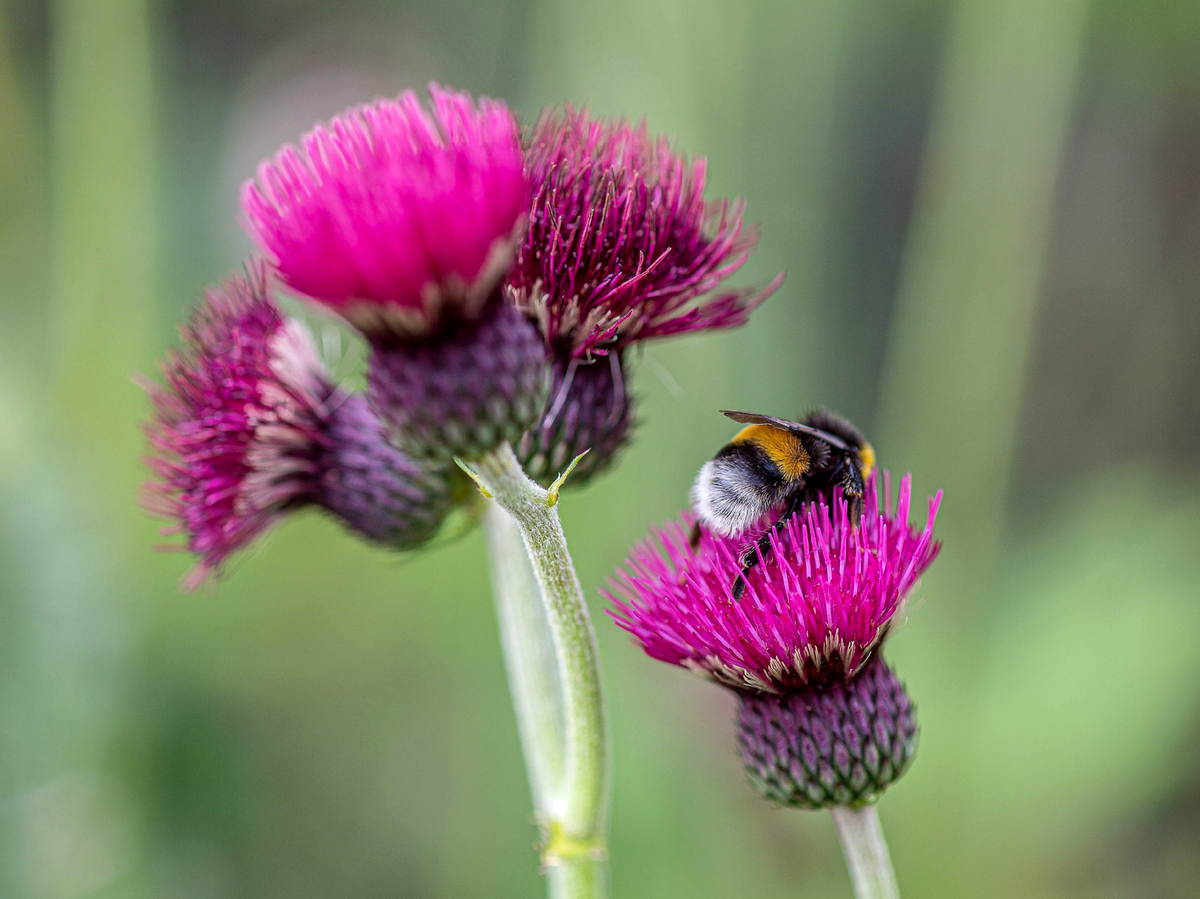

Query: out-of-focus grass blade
[0,0,39,233]
[871,2,1089,892]
[876,0,1089,587]
[0,2,163,897]
[50,0,158,505]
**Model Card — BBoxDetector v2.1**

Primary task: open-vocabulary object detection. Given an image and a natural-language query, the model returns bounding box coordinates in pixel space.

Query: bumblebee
[690,409,876,597]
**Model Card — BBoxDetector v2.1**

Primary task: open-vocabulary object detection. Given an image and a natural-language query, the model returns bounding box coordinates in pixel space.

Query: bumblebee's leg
[688,521,704,549]
[731,532,774,599]
[839,463,865,527]
[731,492,805,599]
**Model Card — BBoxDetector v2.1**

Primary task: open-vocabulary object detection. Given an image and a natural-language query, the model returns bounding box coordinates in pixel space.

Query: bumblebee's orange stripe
[858,442,875,478]
[731,424,809,480]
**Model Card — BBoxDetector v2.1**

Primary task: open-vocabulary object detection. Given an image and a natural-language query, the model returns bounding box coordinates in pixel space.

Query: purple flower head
[510,106,784,358]
[606,474,942,693]
[141,263,454,589]
[141,263,328,589]
[241,85,526,336]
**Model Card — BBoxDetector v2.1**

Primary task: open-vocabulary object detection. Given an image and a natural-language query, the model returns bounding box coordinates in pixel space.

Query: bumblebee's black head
[803,409,864,449]
[803,409,875,479]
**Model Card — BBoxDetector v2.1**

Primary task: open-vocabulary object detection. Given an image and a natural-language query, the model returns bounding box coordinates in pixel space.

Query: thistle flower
[242,86,526,336]
[513,106,784,358]
[606,475,941,808]
[510,107,783,485]
[242,85,548,461]
[141,264,452,590]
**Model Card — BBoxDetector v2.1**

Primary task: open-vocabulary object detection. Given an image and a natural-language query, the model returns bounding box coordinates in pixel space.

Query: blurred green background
[3,0,1200,896]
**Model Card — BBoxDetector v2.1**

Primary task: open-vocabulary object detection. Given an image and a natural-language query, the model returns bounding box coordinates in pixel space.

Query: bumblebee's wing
[720,409,851,451]
[721,410,803,430]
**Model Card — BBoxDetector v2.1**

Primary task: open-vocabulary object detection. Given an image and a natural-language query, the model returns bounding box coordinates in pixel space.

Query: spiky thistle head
[141,263,452,589]
[510,105,784,360]
[141,264,326,588]
[607,474,941,692]
[242,84,549,461]
[606,473,941,809]
[241,84,526,337]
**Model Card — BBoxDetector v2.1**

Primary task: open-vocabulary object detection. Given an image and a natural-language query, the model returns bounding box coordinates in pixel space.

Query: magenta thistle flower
[608,474,941,691]
[606,475,941,808]
[242,84,526,336]
[511,106,785,359]
[241,85,549,461]
[141,264,452,590]
[508,107,782,486]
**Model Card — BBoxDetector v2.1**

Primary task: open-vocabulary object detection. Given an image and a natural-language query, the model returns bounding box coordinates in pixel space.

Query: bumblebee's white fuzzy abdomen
[691,459,765,537]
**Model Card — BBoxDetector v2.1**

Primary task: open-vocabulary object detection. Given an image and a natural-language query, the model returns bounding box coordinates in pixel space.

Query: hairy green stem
[472,443,608,896]
[483,503,567,816]
[547,852,607,899]
[831,805,900,899]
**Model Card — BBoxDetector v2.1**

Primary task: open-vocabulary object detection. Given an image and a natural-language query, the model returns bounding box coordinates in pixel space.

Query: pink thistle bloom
[510,106,785,358]
[241,85,526,336]
[141,263,450,589]
[141,264,328,588]
[606,474,942,693]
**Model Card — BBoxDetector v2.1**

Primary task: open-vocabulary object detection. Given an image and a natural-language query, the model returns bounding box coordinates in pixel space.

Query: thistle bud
[367,297,549,461]
[737,657,918,809]
[318,393,452,546]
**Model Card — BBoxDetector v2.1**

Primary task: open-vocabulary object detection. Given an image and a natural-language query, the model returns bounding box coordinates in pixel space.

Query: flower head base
[367,297,550,461]
[511,106,784,358]
[142,264,452,589]
[317,392,453,547]
[242,85,525,337]
[515,352,634,486]
[606,474,941,693]
[738,656,918,809]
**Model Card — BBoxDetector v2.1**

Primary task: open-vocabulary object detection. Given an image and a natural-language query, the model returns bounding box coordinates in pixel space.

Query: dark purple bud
[515,351,634,486]
[737,656,918,809]
[318,393,452,548]
[367,296,550,461]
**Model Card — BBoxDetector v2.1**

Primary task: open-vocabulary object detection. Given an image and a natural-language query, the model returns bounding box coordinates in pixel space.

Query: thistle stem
[830,805,901,899]
[474,443,608,897]
[483,503,567,816]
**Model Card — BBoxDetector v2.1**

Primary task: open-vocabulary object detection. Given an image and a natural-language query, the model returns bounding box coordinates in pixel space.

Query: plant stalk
[472,443,608,897]
[830,804,900,899]
[483,502,567,816]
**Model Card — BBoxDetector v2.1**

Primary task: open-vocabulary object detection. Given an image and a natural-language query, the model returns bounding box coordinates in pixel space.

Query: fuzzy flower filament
[609,475,940,692]
[243,87,526,335]
[513,106,783,359]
